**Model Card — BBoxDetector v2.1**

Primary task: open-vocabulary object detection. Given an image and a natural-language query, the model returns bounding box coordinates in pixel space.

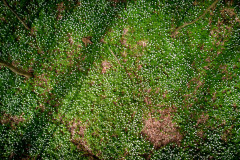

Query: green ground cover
[0,0,239,159]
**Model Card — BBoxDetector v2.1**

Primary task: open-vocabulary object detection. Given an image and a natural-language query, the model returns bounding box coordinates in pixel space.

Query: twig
[109,48,133,80]
[109,48,123,68]
[3,0,30,30]
[0,59,33,78]
[171,0,219,37]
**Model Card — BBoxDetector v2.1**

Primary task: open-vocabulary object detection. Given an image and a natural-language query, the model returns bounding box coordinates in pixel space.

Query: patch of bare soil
[141,107,182,148]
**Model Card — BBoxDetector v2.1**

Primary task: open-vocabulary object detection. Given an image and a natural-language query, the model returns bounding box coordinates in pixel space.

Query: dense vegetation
[0,0,239,159]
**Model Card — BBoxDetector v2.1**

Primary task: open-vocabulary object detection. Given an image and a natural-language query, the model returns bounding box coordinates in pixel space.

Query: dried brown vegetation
[68,34,74,46]
[171,0,220,37]
[82,36,93,47]
[56,2,65,21]
[0,113,25,129]
[141,108,183,148]
[57,2,65,12]
[196,113,209,126]
[137,40,147,47]
[64,119,99,159]
[221,125,233,143]
[101,60,112,74]
[108,0,127,7]
[210,6,239,56]
[120,27,130,48]
[120,37,127,47]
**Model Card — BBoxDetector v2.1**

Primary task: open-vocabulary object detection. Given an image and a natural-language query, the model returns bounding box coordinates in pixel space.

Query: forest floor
[0,0,240,159]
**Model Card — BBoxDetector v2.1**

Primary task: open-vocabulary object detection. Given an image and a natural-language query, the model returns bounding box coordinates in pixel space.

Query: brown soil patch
[220,7,236,17]
[141,108,182,148]
[119,27,130,48]
[100,38,106,44]
[144,97,152,105]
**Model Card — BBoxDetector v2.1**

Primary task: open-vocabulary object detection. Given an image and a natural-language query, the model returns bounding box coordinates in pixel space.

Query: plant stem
[0,59,33,79]
[2,0,30,30]
[171,0,219,37]
[109,48,133,81]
